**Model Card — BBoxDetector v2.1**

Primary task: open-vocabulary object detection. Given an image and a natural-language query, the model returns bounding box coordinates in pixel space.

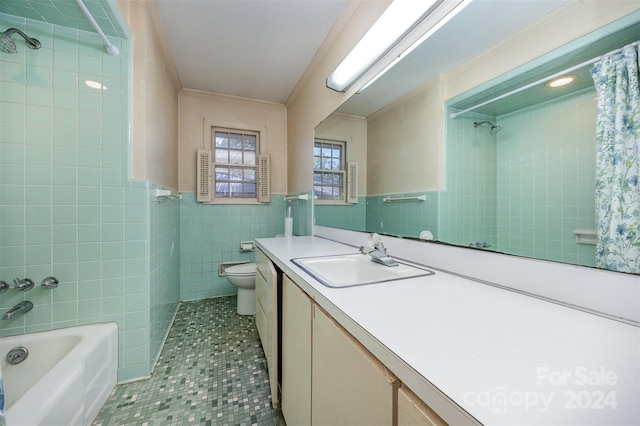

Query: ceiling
[154,0,350,104]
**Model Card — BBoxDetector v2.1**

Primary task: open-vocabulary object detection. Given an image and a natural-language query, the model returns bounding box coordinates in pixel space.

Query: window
[197,123,270,204]
[314,139,345,201]
[213,128,259,198]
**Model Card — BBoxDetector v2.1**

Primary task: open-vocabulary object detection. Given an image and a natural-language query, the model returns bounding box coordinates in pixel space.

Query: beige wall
[446,1,640,100]
[314,113,367,195]
[367,75,445,195]
[118,0,181,189]
[178,90,288,194]
[286,0,391,194]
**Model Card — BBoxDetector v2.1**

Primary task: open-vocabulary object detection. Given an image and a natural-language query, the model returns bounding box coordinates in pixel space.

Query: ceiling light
[85,80,107,90]
[359,0,473,92]
[326,0,440,92]
[545,75,576,88]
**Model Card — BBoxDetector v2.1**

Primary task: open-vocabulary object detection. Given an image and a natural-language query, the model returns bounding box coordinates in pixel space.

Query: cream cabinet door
[398,386,447,426]
[255,248,278,408]
[312,306,399,426]
[281,275,312,426]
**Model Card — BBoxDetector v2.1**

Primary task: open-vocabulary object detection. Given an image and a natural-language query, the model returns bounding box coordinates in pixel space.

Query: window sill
[315,200,353,206]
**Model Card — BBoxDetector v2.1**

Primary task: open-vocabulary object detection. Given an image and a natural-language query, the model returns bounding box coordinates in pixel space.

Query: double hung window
[314,139,346,201]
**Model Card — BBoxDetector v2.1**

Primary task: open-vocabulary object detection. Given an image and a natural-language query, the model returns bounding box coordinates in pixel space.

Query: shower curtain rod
[450,39,640,119]
[75,0,119,56]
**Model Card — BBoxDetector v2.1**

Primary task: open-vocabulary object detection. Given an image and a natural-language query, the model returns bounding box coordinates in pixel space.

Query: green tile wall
[444,90,596,266]
[315,197,366,231]
[495,88,597,266]
[0,12,179,383]
[365,191,439,239]
[288,190,313,236]
[179,194,285,301]
[441,111,498,247]
[149,183,180,370]
[0,0,126,38]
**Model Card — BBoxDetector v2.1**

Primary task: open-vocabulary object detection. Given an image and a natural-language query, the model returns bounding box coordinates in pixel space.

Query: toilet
[225,263,257,315]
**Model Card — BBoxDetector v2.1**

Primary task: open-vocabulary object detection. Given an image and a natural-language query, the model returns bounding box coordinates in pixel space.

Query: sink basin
[291,253,434,288]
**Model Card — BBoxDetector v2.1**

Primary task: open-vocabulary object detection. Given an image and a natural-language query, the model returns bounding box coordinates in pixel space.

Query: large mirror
[314,1,640,273]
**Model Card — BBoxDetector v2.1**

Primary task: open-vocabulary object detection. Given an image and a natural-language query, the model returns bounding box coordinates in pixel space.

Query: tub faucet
[13,277,34,291]
[359,234,399,267]
[3,301,33,320]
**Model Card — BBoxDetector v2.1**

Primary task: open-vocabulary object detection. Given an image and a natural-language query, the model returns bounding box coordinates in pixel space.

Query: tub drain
[7,346,28,364]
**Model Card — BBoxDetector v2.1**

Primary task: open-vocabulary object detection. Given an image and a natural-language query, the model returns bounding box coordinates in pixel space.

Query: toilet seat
[226,263,256,276]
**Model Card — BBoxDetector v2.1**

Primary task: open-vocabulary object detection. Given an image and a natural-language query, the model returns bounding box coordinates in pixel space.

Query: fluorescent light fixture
[359,0,473,92]
[85,80,107,90]
[545,75,577,88]
[326,0,440,92]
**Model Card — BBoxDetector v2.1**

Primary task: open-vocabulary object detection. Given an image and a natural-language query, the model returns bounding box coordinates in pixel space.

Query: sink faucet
[360,233,399,267]
[3,301,34,320]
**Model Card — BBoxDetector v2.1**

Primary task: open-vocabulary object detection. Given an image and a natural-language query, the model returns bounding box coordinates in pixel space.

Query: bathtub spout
[3,301,33,320]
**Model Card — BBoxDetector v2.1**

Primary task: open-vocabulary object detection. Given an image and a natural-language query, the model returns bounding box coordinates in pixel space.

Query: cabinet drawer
[255,268,270,308]
[255,297,268,350]
[256,248,274,279]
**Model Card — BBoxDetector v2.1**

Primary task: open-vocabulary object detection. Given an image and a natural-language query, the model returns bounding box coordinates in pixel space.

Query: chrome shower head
[0,28,41,53]
[473,120,501,135]
[0,32,17,53]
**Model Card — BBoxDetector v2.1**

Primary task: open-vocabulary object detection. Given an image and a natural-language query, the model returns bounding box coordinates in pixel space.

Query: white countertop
[256,236,640,426]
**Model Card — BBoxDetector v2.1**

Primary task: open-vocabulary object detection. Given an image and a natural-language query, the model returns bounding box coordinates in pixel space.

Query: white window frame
[200,120,269,204]
[314,139,348,204]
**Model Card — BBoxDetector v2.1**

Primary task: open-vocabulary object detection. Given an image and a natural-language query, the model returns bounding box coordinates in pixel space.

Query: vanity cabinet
[281,274,399,425]
[281,275,312,425]
[255,248,278,408]
[273,258,446,426]
[312,306,399,426]
[398,386,446,426]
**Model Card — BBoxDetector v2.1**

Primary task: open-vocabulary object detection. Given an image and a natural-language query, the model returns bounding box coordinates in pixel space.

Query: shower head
[473,120,501,135]
[0,28,41,54]
[0,32,17,53]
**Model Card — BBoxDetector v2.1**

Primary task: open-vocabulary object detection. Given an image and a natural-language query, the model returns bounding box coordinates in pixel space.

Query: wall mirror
[314,1,640,273]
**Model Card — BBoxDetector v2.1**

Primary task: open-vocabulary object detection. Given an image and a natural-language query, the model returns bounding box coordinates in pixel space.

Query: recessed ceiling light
[85,80,107,90]
[545,75,577,88]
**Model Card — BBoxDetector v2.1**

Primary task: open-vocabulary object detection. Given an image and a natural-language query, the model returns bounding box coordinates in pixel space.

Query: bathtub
[0,322,118,426]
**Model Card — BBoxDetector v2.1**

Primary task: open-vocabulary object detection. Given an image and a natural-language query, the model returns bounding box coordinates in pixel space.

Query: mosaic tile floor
[94,297,286,426]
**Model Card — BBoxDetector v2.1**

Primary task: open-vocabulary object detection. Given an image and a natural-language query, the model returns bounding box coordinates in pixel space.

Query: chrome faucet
[13,277,34,291]
[3,301,33,320]
[359,233,399,267]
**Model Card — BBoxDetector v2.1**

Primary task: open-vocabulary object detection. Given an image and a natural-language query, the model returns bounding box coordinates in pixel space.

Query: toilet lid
[226,263,256,276]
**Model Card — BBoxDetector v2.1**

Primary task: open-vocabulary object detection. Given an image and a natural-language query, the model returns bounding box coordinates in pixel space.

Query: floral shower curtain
[590,43,640,273]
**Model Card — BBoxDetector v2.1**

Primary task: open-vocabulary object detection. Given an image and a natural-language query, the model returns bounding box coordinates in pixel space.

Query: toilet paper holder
[240,241,255,252]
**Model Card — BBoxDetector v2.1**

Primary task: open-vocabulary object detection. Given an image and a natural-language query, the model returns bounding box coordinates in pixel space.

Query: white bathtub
[0,322,118,426]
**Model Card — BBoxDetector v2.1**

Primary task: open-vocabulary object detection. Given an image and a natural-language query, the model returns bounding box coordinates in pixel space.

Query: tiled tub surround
[259,233,639,425]
[94,297,285,426]
[0,13,179,382]
[444,89,597,266]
